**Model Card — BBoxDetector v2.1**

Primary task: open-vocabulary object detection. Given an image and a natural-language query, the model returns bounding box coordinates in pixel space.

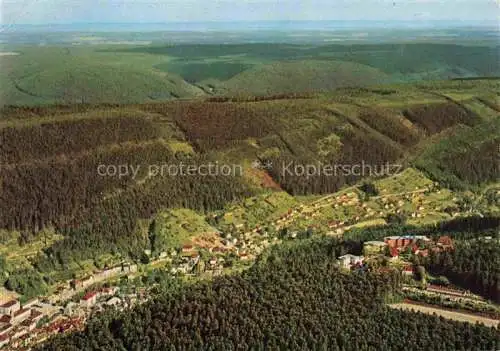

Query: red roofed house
[80,292,98,308]
[417,249,429,257]
[0,315,11,324]
[21,318,38,331]
[402,265,414,276]
[30,309,44,323]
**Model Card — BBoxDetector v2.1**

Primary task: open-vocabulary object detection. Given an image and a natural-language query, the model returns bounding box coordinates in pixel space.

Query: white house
[337,254,364,269]
[106,297,122,307]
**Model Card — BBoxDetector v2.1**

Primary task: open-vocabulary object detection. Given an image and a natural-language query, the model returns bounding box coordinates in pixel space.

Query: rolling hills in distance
[0,41,499,105]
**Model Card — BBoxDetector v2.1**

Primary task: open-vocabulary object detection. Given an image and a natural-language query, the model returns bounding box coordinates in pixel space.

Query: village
[0,169,497,349]
[0,262,150,350]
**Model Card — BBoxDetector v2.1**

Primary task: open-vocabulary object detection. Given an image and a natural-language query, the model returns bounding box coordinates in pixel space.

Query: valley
[0,21,498,349]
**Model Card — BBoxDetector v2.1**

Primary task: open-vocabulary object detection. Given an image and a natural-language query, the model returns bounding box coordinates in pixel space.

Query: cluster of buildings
[0,298,45,349]
[338,235,455,272]
[169,241,259,276]
[71,263,138,291]
[48,263,138,305]
[0,263,147,350]
[362,235,454,260]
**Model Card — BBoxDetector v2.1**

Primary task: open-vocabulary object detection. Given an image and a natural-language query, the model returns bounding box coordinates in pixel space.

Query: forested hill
[38,232,500,350]
[0,79,497,286]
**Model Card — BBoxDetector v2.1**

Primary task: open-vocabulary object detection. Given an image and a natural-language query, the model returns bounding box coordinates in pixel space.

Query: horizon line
[3,19,499,26]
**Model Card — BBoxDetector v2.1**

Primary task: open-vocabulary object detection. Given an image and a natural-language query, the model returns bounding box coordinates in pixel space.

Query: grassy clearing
[167,141,195,154]
[152,208,219,251]
[0,229,64,268]
[215,191,298,231]
[375,168,434,196]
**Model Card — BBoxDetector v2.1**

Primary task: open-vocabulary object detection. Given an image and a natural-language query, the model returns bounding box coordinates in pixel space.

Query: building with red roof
[402,265,414,275]
[80,292,98,308]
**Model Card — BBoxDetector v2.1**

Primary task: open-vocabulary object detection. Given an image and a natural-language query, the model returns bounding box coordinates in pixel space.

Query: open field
[151,208,220,252]
[389,303,500,328]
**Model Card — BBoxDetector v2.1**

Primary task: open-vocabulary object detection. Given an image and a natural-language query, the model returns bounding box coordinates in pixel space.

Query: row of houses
[363,235,454,258]
[80,286,120,308]
[71,263,138,290]
[0,298,45,349]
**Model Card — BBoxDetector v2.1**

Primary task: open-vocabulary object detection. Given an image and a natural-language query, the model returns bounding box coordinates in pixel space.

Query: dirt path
[389,303,500,327]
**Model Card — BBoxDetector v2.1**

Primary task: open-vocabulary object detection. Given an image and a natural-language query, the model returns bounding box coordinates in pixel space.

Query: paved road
[389,303,500,328]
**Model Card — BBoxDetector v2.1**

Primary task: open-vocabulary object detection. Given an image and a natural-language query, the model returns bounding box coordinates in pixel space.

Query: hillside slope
[217,60,392,96]
[0,79,497,281]
[0,47,205,106]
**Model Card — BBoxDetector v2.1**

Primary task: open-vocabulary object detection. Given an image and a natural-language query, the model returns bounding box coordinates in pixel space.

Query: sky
[1,0,499,25]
